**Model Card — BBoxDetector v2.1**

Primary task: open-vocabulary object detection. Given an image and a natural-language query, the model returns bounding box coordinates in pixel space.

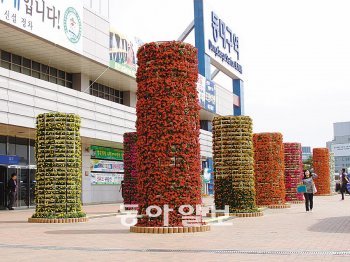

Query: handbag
[297,185,307,193]
[313,183,317,193]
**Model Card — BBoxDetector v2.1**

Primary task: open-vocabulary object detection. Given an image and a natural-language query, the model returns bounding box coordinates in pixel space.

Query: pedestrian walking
[7,173,17,210]
[340,168,350,200]
[302,170,318,212]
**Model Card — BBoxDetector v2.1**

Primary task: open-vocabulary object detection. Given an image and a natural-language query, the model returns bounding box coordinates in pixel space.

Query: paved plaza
[1,195,350,261]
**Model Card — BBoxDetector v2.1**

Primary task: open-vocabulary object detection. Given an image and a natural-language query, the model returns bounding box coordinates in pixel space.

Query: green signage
[90,146,123,161]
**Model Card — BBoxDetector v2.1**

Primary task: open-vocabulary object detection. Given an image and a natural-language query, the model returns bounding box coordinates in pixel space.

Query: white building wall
[0,67,213,204]
[81,143,123,204]
[0,68,136,144]
[82,8,110,66]
[215,85,234,116]
[200,130,213,158]
[334,122,350,137]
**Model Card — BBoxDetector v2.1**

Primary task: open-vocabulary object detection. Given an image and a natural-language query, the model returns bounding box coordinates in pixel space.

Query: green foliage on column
[213,116,258,213]
[32,112,85,219]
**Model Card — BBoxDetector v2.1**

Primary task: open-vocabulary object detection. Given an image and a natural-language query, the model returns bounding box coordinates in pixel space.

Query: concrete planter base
[130,225,210,234]
[266,204,291,209]
[208,211,263,218]
[28,217,88,223]
[287,201,304,204]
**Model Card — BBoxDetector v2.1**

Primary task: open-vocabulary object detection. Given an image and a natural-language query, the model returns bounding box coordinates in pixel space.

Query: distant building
[327,122,350,173]
[302,146,312,161]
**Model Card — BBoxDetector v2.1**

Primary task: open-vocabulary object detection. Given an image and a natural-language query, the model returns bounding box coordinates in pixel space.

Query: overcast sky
[110,0,350,148]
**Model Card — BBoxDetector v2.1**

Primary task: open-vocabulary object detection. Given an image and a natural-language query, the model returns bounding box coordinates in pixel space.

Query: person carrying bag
[302,170,318,212]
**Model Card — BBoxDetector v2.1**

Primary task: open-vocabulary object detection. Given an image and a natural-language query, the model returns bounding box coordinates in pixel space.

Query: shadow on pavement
[308,216,350,233]
[45,229,130,235]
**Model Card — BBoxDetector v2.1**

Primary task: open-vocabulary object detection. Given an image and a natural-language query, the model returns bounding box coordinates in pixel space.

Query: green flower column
[33,112,85,219]
[213,116,258,214]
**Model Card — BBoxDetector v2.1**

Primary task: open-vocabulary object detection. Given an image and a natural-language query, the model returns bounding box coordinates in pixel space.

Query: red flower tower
[132,41,209,233]
[253,133,289,208]
[313,148,331,195]
[123,132,138,209]
[284,143,304,203]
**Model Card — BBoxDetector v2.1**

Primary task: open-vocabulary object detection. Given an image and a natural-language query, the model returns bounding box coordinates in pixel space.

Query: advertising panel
[90,173,124,185]
[197,74,206,108]
[205,79,216,113]
[109,28,143,77]
[0,0,83,53]
[91,159,124,173]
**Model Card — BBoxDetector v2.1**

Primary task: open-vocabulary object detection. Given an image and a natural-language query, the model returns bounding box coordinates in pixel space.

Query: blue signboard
[205,80,216,113]
[0,155,20,165]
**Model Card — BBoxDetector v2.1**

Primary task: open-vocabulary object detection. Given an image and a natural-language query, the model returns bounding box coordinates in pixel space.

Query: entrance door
[29,169,36,206]
[7,168,19,208]
[8,167,36,208]
[0,166,6,209]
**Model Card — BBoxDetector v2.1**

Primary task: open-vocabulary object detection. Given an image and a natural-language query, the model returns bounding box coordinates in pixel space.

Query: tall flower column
[330,152,336,194]
[213,116,261,217]
[132,41,209,233]
[29,112,86,223]
[123,132,138,208]
[253,133,288,208]
[284,143,304,203]
[313,148,331,195]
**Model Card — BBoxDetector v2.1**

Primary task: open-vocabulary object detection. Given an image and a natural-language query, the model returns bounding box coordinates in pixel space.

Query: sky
[109,0,350,148]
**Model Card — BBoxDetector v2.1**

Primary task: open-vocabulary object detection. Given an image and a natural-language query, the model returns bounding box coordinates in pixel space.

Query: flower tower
[213,116,261,217]
[29,112,87,223]
[313,148,331,195]
[284,143,304,203]
[131,41,209,233]
[123,132,138,208]
[330,152,336,194]
[253,133,289,208]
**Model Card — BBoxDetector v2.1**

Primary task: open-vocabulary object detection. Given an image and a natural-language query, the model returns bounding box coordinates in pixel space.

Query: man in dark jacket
[341,168,350,200]
[7,173,17,210]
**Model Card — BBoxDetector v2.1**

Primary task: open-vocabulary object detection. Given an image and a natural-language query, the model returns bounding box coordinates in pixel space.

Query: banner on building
[0,0,83,53]
[90,172,124,185]
[197,74,206,108]
[331,143,350,157]
[109,28,143,77]
[91,159,124,173]
[205,80,216,113]
[90,145,123,161]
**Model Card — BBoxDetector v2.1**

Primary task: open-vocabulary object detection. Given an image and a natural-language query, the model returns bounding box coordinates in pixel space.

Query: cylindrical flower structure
[123,132,138,208]
[135,41,206,231]
[330,152,336,194]
[212,116,259,214]
[32,112,85,220]
[253,133,286,207]
[284,143,304,202]
[313,148,331,195]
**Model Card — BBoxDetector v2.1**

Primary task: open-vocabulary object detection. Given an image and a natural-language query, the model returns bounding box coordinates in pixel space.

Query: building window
[89,81,124,105]
[0,49,72,88]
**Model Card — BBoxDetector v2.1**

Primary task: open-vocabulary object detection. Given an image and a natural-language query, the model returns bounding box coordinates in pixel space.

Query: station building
[0,0,243,208]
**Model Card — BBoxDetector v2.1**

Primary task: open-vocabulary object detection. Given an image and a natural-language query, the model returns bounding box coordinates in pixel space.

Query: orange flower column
[253,133,286,207]
[135,42,204,230]
[313,148,331,195]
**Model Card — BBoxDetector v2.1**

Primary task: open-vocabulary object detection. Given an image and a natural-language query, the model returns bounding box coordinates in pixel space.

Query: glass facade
[0,136,36,209]
[0,49,73,89]
[90,81,124,105]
